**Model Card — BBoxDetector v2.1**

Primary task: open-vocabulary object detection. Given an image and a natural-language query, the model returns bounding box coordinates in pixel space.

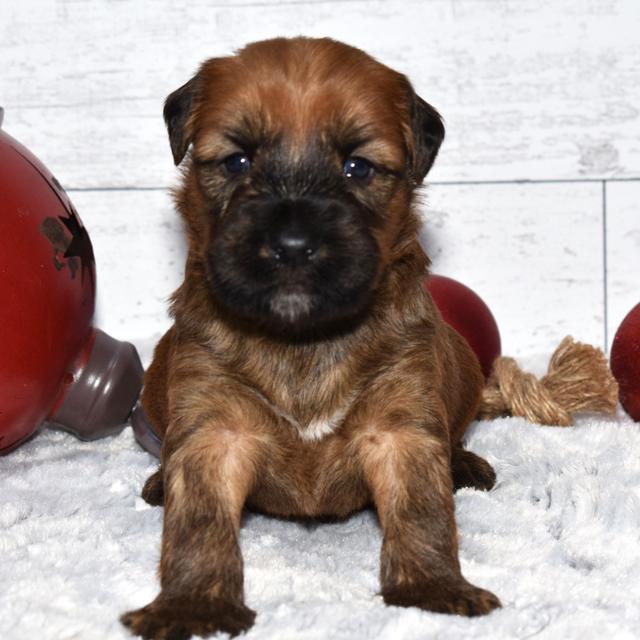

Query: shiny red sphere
[425,274,501,378]
[610,303,640,421]
[0,127,95,453]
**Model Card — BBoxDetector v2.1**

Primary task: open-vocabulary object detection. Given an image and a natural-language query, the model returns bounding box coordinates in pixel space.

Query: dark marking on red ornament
[58,206,95,279]
[15,147,96,286]
[40,217,80,278]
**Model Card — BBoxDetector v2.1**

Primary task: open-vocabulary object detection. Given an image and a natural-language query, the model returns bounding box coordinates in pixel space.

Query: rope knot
[479,336,619,426]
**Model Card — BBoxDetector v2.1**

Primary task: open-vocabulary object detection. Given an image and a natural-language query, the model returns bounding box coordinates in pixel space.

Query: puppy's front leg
[356,410,501,616]
[122,400,267,639]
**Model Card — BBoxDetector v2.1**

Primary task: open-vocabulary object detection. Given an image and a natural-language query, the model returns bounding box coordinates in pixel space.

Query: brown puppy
[121,37,500,639]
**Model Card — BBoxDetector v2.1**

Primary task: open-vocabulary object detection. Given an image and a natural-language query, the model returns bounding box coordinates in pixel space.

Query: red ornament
[0,109,143,454]
[610,302,640,421]
[425,274,501,378]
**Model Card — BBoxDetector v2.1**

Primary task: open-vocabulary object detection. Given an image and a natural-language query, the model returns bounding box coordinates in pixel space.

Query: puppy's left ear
[406,92,445,185]
[164,75,200,166]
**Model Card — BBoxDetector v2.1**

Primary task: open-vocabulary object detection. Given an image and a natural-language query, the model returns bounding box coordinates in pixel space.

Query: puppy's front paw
[383,578,501,617]
[121,595,256,639]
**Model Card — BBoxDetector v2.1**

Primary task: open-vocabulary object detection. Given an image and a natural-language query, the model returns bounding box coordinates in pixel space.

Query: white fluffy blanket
[1,348,639,640]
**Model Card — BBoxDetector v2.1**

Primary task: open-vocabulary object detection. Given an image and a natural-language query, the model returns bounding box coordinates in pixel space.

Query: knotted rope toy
[479,336,619,426]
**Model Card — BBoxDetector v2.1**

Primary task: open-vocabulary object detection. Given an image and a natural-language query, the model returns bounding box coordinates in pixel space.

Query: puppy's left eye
[223,153,251,174]
[343,157,374,180]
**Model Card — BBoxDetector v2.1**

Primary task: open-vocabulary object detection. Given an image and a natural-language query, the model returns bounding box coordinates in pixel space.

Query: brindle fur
[122,37,500,640]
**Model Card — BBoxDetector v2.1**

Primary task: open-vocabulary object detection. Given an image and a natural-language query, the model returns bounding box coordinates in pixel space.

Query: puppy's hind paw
[451,448,496,492]
[141,469,165,506]
[121,595,256,639]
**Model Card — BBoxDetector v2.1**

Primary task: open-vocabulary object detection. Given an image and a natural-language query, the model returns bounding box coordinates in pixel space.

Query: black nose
[271,228,316,265]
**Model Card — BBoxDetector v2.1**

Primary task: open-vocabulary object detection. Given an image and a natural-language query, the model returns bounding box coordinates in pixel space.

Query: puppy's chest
[264,389,355,443]
[243,352,360,443]
[300,411,346,442]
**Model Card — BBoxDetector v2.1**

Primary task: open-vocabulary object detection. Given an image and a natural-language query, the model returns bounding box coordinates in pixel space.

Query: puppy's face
[165,38,444,335]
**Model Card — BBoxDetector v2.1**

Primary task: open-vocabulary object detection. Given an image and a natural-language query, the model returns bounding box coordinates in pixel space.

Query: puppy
[122,37,500,639]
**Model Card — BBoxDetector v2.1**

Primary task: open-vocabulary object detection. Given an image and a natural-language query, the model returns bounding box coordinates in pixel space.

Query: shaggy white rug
[1,346,639,640]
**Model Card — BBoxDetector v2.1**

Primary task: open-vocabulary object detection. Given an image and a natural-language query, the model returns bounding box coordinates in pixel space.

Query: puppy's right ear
[163,75,200,165]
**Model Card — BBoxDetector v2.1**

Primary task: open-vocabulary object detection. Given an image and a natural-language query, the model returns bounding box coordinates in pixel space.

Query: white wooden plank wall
[2,0,639,355]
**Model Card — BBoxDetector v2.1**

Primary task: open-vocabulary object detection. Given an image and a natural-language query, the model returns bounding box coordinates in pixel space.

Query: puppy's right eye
[343,156,374,181]
[223,153,251,174]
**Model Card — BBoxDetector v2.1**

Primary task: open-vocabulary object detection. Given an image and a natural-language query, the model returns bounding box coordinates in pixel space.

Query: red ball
[0,125,96,453]
[0,120,146,454]
[610,303,640,421]
[425,274,501,378]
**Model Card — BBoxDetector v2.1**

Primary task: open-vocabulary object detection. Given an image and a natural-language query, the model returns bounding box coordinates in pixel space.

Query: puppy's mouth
[268,288,312,323]
[205,195,379,335]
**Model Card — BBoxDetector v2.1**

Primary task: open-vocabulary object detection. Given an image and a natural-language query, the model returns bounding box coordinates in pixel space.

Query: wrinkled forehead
[191,43,410,170]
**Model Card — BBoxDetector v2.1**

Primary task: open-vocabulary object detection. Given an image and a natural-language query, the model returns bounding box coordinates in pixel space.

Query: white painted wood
[68,189,186,342]
[2,0,640,188]
[421,181,605,356]
[2,102,175,190]
[606,182,640,350]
